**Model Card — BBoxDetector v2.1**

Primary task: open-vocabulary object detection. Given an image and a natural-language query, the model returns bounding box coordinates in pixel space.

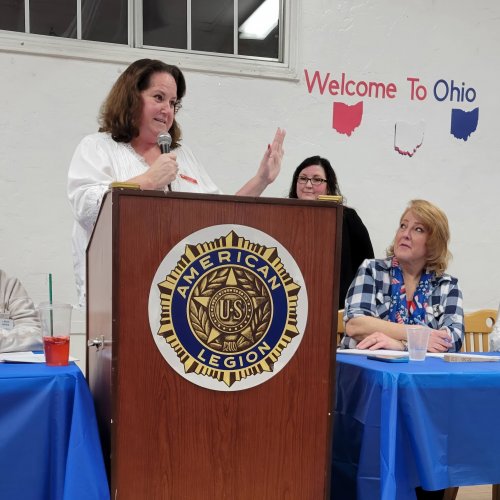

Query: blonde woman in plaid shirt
[341,199,463,353]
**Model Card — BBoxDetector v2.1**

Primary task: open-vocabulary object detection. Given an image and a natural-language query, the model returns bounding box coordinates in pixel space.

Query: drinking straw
[49,273,54,336]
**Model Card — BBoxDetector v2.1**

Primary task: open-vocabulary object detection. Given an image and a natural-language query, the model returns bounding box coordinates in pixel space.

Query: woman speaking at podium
[67,58,285,306]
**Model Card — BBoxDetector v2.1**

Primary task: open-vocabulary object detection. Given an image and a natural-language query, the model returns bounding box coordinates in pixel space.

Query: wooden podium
[87,188,342,500]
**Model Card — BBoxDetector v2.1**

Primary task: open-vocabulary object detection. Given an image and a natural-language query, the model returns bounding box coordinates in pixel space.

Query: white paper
[337,348,446,358]
[0,351,78,363]
[337,349,500,360]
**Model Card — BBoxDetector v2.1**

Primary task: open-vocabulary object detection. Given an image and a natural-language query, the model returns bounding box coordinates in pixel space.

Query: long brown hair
[98,59,186,148]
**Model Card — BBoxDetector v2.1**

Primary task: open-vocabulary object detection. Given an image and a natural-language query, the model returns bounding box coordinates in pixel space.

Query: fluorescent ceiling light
[239,0,279,40]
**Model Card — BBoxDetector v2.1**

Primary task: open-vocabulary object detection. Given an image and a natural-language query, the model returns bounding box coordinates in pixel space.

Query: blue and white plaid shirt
[340,258,464,352]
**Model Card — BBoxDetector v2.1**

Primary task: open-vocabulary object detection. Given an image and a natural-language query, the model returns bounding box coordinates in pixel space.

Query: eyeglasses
[297,175,327,186]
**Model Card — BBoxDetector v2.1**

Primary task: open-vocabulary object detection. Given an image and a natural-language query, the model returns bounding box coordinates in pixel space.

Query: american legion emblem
[148,225,308,391]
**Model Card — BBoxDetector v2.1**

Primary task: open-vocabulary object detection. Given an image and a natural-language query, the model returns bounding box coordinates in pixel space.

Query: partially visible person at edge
[340,199,463,354]
[0,268,42,352]
[68,58,286,307]
[288,155,374,308]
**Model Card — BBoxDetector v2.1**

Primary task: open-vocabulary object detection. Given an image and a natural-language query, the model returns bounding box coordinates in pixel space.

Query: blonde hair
[387,199,451,275]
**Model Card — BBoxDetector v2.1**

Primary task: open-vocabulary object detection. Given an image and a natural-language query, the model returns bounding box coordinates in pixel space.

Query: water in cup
[405,325,430,361]
[409,345,427,361]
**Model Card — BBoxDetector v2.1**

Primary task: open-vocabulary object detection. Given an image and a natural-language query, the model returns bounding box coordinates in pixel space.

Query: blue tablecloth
[0,362,109,500]
[332,353,500,500]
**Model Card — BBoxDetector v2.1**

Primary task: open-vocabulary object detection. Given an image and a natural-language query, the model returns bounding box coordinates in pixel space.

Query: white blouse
[67,132,221,306]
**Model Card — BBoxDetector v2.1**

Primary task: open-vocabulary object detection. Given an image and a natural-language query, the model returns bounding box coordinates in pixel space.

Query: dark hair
[288,155,341,198]
[98,58,186,147]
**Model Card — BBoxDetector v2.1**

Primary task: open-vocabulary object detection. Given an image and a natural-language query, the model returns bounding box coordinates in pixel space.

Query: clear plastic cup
[405,325,430,361]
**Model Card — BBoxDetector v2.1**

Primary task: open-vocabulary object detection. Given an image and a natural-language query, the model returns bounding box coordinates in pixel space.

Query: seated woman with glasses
[288,155,374,308]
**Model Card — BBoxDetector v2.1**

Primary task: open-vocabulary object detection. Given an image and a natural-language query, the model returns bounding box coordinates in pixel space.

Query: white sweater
[67,132,221,306]
[0,269,42,352]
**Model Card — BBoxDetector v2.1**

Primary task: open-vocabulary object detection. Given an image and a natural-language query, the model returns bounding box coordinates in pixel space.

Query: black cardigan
[338,207,374,308]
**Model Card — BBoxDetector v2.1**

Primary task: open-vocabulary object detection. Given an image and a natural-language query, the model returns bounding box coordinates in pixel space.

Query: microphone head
[157,131,172,148]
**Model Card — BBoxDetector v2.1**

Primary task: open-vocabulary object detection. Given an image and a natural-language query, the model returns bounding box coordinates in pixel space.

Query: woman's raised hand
[234,127,286,196]
[256,127,286,185]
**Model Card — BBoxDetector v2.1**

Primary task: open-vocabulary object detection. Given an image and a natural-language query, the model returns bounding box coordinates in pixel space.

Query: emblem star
[207,327,222,344]
[240,327,254,342]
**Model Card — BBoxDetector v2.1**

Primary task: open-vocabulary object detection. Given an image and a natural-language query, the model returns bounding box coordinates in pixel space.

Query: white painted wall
[1,1,499,368]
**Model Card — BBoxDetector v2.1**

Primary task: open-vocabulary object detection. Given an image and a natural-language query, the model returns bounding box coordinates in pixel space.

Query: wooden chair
[337,309,344,347]
[444,308,499,500]
[461,309,498,352]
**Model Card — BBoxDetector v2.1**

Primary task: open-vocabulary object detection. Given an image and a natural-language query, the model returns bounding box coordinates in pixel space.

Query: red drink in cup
[37,302,73,366]
[43,335,70,366]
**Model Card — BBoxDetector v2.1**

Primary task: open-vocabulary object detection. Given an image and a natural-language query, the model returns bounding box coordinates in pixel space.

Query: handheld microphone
[157,131,172,154]
[157,131,173,191]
